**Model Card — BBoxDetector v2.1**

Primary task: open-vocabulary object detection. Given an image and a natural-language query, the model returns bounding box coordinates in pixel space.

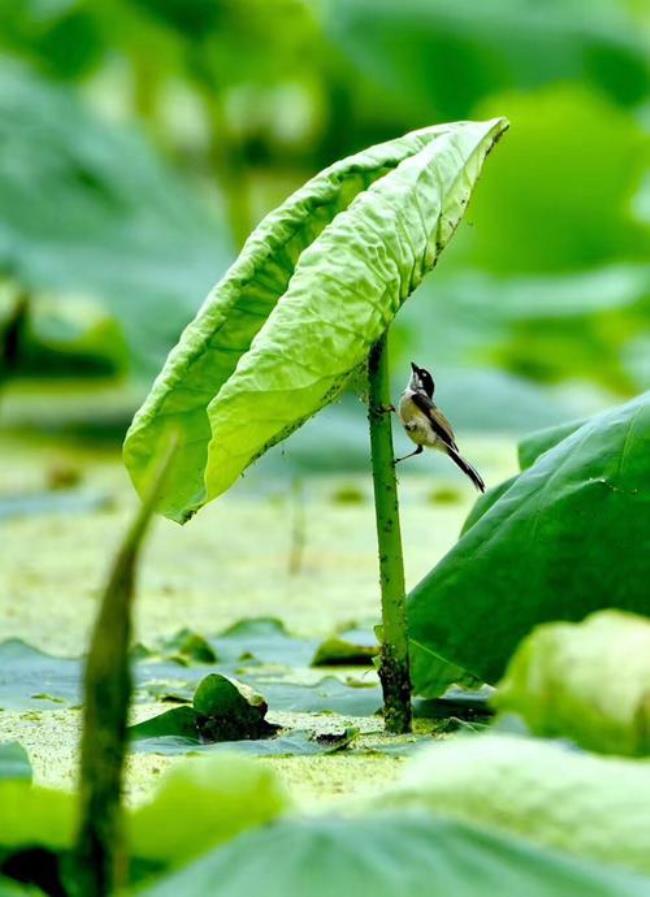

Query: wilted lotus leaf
[124,119,507,522]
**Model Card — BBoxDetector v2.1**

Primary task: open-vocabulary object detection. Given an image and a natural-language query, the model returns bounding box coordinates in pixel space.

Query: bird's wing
[411,392,458,451]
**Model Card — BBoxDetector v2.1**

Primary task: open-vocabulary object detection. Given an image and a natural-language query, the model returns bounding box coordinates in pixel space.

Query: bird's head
[408,362,435,398]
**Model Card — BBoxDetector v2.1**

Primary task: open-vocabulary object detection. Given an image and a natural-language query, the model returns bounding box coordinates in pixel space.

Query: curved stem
[75,440,177,896]
[368,330,412,734]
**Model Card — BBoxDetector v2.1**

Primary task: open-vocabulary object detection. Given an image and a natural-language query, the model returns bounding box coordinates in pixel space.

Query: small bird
[397,362,485,492]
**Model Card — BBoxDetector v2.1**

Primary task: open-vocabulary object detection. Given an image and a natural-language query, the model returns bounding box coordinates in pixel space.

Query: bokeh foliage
[0,0,649,433]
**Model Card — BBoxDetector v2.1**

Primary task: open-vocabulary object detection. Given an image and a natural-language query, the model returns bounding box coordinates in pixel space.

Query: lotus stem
[368,330,412,734]
[75,439,177,896]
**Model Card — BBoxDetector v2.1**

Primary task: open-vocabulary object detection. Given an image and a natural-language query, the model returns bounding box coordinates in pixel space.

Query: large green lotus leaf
[517,417,587,469]
[128,754,290,866]
[458,474,518,536]
[459,418,586,537]
[381,734,650,875]
[495,610,650,757]
[134,810,650,897]
[0,625,382,715]
[130,727,360,758]
[408,391,650,692]
[124,117,507,521]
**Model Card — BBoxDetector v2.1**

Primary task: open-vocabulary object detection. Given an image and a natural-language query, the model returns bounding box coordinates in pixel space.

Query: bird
[396,362,485,492]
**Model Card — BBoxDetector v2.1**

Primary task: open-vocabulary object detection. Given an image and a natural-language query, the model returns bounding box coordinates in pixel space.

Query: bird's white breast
[398,391,440,449]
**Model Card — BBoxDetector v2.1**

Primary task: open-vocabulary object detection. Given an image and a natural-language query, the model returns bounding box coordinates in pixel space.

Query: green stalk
[75,442,176,896]
[368,330,412,734]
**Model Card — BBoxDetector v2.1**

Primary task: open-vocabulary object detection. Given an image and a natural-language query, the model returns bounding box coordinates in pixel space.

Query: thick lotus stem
[368,330,412,734]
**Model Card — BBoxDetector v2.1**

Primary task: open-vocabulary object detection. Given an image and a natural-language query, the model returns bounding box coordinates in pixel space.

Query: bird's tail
[446,447,485,493]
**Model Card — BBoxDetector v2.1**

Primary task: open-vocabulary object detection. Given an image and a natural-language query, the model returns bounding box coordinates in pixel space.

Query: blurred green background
[1,0,649,473]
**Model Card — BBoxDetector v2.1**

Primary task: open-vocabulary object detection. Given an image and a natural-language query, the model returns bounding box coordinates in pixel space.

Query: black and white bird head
[408,362,435,398]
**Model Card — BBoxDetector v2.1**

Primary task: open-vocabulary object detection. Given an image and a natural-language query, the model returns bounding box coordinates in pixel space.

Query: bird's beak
[410,361,418,374]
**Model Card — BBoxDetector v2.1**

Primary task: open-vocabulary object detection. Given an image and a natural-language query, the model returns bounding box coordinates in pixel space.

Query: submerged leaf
[210,617,318,668]
[135,629,218,666]
[129,706,200,743]
[495,611,650,756]
[130,729,358,758]
[381,734,650,875]
[130,673,277,745]
[0,621,368,714]
[0,640,81,710]
[408,392,650,690]
[242,676,381,716]
[124,118,507,521]
[311,627,379,667]
[193,674,277,741]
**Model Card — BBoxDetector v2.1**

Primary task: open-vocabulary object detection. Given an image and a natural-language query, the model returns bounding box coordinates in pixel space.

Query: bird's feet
[370,403,396,421]
[393,445,423,465]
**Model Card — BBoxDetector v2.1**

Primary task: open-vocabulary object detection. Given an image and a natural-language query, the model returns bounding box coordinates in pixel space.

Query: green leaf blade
[518,418,587,470]
[380,734,650,877]
[408,391,650,690]
[135,810,650,897]
[125,118,507,521]
[124,125,449,521]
